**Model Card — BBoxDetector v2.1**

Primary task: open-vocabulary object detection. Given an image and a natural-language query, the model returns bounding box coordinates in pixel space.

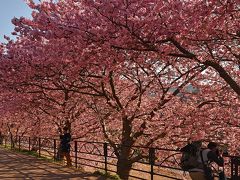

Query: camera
[223,149,228,156]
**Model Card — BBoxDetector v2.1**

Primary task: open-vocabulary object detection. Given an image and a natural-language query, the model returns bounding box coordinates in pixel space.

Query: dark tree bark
[204,60,240,96]
[116,116,134,179]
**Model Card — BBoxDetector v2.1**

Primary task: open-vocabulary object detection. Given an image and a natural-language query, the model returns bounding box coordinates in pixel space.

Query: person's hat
[207,142,218,149]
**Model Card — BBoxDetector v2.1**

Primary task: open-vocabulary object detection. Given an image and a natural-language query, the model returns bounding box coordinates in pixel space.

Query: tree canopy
[0,0,239,178]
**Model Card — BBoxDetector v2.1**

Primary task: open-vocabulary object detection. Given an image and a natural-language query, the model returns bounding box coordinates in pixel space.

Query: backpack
[180,143,202,171]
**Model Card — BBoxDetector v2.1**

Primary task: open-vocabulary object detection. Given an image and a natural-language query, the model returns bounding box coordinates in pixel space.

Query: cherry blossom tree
[0,0,239,179]
[80,0,239,95]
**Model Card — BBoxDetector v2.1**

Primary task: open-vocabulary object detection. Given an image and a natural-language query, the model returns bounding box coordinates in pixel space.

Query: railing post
[232,157,240,180]
[54,139,56,161]
[29,137,31,151]
[18,136,21,151]
[4,136,7,148]
[12,136,14,149]
[235,159,238,179]
[75,141,78,168]
[10,135,12,149]
[149,148,155,180]
[104,143,108,174]
[38,137,41,157]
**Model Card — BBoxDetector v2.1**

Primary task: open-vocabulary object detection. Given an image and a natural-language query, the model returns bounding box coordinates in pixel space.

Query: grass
[93,170,121,180]
[0,143,55,163]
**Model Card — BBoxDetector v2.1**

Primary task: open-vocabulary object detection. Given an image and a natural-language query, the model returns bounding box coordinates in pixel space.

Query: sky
[0,0,33,43]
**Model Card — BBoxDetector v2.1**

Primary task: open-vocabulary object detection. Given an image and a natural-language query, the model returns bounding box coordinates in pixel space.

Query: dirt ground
[0,148,110,180]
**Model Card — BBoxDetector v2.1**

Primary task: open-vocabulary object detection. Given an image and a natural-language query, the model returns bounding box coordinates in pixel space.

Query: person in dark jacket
[60,127,72,167]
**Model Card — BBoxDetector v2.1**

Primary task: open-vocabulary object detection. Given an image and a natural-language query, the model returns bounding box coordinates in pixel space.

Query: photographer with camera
[201,142,224,180]
[189,142,224,180]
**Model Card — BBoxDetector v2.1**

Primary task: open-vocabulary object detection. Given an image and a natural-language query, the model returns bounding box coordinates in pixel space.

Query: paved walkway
[0,148,105,180]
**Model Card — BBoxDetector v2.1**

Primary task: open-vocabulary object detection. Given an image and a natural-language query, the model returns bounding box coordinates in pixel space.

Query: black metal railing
[1,135,239,180]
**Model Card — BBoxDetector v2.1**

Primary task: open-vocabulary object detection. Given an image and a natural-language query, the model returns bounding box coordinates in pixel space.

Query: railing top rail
[11,135,240,158]
[16,135,182,152]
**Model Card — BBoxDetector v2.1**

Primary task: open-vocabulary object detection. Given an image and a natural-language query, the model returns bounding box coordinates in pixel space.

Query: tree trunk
[116,116,134,179]
[10,134,15,148]
[117,157,132,180]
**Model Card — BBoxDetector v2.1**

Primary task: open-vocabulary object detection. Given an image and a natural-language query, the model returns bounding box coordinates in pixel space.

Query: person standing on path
[60,126,72,167]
